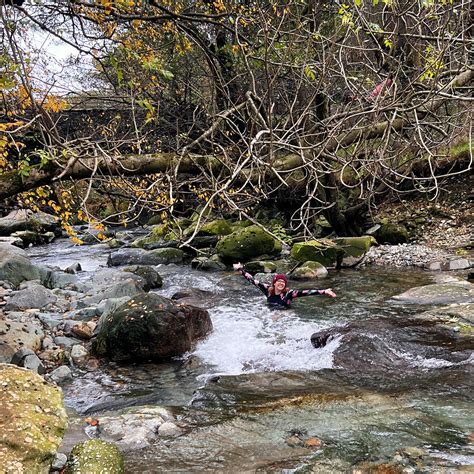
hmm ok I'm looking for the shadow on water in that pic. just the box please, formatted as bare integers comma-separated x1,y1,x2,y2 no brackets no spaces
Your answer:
28,243,472,472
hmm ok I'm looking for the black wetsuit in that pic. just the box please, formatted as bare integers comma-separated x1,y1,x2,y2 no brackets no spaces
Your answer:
239,269,326,308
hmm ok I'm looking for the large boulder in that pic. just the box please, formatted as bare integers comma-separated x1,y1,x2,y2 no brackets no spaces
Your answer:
291,239,342,266
334,236,377,257
107,247,184,266
0,364,67,473
216,225,281,262
91,293,212,362
376,222,409,244
0,209,59,236
65,440,124,474
291,237,376,267
0,243,42,286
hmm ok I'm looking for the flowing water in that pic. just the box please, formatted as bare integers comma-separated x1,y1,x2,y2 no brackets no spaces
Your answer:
27,241,474,472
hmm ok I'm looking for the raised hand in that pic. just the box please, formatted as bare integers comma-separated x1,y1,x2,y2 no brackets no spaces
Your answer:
233,262,243,271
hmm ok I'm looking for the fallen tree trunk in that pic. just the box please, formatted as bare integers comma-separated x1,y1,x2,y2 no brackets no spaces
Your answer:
0,69,472,214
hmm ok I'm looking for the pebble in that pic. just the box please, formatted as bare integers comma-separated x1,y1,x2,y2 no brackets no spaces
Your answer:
365,244,454,268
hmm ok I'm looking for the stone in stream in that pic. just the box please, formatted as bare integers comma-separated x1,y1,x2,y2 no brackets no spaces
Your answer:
107,247,184,266
0,242,42,286
310,315,473,388
48,365,73,385
0,364,67,473
91,293,212,362
122,265,163,291
0,209,59,236
392,281,473,305
65,439,124,474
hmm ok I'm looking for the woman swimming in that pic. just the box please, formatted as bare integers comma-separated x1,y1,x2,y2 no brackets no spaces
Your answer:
233,262,336,308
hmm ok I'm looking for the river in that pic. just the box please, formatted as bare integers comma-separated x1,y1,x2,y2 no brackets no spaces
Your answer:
27,240,473,472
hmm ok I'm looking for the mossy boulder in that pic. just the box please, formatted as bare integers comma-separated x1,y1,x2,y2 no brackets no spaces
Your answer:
290,239,343,267
132,223,169,248
0,364,67,473
65,440,124,474
216,225,281,262
91,293,212,362
334,236,377,257
185,219,233,238
377,223,409,244
292,261,328,280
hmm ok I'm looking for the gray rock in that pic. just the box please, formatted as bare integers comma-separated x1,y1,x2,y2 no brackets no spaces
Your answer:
0,341,15,363
0,319,44,353
107,247,184,267
0,209,59,236
158,421,183,437
392,282,473,305
4,282,57,311
11,230,55,246
65,307,98,321
65,262,82,274
191,256,226,271
81,280,144,306
122,265,163,290
48,365,73,385
424,257,471,272
96,296,132,317
11,347,35,365
23,354,46,374
51,452,67,471
0,236,24,247
54,336,82,349
0,242,42,286
41,270,83,291
70,344,88,365
292,261,328,280
36,312,62,329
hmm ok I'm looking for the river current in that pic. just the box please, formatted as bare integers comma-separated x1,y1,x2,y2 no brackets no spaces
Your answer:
27,239,473,472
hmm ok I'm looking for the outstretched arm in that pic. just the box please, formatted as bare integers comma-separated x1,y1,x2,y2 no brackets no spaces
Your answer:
288,288,337,300
233,262,269,296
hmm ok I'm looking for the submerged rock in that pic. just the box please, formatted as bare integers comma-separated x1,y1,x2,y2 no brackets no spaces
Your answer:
392,281,473,305
91,293,212,362
0,364,67,473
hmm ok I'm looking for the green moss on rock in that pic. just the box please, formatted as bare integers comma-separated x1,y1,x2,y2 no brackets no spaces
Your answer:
334,236,377,257
66,440,124,474
216,225,281,262
0,364,67,473
290,239,343,266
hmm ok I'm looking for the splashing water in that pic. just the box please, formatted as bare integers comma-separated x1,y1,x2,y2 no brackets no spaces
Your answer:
194,301,340,375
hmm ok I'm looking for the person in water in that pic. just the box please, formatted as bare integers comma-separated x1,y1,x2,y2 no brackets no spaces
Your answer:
233,262,336,308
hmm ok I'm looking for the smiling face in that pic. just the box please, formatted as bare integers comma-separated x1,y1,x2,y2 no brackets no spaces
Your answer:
274,279,286,293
